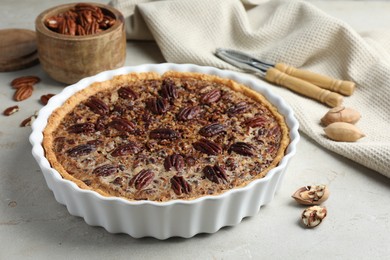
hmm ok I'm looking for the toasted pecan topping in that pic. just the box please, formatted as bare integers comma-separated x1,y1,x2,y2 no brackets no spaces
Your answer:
171,175,191,195
203,164,228,184
149,128,179,140
85,97,109,115
67,144,95,157
146,97,169,115
199,123,226,137
164,154,185,172
200,89,221,104
228,142,256,157
111,142,142,157
129,169,155,190
47,73,287,202
93,164,118,177
177,106,201,121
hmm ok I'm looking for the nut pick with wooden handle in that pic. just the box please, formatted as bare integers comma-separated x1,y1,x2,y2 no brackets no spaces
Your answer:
215,48,355,107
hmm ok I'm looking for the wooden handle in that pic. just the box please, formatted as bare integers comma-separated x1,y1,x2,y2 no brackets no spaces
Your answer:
265,67,343,107
275,63,355,96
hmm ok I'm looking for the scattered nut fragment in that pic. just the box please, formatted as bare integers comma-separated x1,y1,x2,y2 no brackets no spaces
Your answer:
292,185,329,205
20,114,37,127
301,206,327,228
324,122,365,142
40,94,55,105
321,106,361,126
3,105,19,116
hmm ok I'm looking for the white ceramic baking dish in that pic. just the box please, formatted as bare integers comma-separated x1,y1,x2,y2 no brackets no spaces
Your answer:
30,63,299,239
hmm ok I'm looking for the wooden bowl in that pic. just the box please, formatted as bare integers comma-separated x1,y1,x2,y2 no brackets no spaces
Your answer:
35,3,126,84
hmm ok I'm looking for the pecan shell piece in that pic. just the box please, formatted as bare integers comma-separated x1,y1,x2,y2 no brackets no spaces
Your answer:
193,138,223,156
149,128,179,140
111,142,142,157
200,89,222,104
85,97,109,115
198,123,226,137
292,185,330,206
129,169,155,190
146,97,169,115
176,106,201,121
301,206,327,228
92,164,118,177
228,142,256,156
170,175,191,195
164,154,185,171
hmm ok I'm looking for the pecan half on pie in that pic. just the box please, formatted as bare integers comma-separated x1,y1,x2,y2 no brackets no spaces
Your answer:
43,71,290,202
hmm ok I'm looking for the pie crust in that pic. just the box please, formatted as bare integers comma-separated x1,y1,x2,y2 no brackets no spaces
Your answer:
43,71,290,202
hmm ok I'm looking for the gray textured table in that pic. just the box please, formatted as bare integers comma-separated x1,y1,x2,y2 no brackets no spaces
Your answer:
1,1,389,259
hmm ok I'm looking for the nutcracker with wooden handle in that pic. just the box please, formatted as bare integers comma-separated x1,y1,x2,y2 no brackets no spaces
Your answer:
215,48,351,107
274,63,355,96
265,67,343,107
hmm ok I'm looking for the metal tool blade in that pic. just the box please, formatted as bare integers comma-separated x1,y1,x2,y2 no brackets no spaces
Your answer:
215,48,273,77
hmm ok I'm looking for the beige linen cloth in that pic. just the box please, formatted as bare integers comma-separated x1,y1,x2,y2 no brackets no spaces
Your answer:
109,0,390,178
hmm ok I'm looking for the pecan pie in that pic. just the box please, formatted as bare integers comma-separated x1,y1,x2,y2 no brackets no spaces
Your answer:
43,71,290,202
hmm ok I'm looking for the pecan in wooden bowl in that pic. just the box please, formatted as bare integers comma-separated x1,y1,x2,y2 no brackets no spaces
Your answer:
35,2,126,84
29,63,299,239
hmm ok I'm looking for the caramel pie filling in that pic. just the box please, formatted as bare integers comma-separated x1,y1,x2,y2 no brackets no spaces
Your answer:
43,71,289,201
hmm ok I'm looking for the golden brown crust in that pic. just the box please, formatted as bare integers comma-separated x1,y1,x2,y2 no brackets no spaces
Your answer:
43,71,289,201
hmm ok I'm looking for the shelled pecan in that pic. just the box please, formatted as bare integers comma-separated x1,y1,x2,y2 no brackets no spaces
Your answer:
40,94,55,105
14,85,33,101
45,3,116,36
